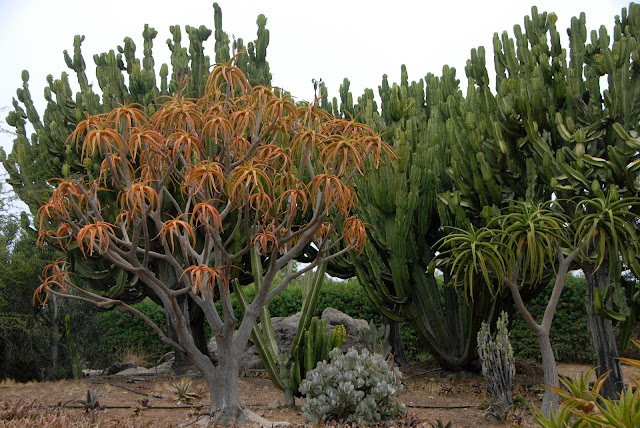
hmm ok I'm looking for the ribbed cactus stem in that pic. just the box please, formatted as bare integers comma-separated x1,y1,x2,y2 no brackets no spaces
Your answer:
213,2,230,63
477,311,514,412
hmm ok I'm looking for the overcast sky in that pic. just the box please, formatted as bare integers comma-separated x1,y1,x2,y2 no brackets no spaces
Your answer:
0,0,630,177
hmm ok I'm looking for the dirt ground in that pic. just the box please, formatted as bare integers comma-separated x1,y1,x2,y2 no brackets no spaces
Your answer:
1,360,638,427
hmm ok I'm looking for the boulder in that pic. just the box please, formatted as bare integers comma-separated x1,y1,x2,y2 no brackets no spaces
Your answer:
145,309,367,375
205,308,368,372
115,366,153,376
321,307,369,351
103,361,137,376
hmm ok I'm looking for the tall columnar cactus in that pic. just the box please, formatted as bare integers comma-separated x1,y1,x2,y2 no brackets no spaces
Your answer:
323,65,507,371
477,311,515,418
450,4,640,398
293,318,346,384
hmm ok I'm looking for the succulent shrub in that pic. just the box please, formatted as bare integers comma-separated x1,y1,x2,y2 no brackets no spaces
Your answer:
299,347,406,426
359,319,392,361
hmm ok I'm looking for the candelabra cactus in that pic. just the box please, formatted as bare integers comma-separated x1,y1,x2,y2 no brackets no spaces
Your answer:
456,4,640,399
322,64,504,371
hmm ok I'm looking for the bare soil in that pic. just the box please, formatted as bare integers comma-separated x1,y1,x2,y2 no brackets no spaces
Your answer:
1,360,638,427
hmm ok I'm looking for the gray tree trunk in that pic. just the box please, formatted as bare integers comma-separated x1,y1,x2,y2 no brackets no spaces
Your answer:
583,263,624,399
207,336,247,426
536,330,560,416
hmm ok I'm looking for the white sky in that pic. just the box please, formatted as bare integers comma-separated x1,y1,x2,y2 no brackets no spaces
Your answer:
0,0,630,179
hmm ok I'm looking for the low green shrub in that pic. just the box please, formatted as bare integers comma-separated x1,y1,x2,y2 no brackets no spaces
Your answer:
94,299,170,366
299,347,407,426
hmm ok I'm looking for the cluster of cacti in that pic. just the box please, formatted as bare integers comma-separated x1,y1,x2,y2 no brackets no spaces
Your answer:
323,65,505,372
359,319,391,360
290,318,346,391
319,5,640,391
236,250,347,406
299,347,406,426
451,4,640,398
477,311,514,420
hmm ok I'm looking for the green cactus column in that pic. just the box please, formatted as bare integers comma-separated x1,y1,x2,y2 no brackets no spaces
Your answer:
320,65,507,371
453,4,640,398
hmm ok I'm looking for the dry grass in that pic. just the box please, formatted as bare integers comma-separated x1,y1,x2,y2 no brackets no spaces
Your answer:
0,379,39,387
118,347,150,368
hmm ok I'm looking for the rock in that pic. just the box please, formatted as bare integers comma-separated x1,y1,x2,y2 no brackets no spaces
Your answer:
103,361,137,376
115,367,152,376
321,307,369,351
149,309,369,375
268,312,302,354
82,369,102,377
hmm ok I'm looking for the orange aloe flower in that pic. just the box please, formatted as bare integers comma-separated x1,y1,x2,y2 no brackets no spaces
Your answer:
34,260,70,306
205,57,250,96
183,161,226,196
76,220,115,257
158,216,195,253
343,217,368,255
121,182,160,215
226,160,273,202
252,231,279,256
308,174,356,215
190,202,223,232
181,264,228,296
151,94,203,134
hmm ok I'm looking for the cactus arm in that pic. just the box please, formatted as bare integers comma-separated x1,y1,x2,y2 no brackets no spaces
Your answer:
290,261,327,352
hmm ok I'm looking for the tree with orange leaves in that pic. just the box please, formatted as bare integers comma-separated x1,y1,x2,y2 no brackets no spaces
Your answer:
35,56,394,425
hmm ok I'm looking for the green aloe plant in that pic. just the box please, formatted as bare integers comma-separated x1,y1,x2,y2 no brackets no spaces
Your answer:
438,196,639,416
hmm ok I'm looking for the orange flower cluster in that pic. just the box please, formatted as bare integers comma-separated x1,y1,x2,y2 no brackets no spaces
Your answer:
36,57,395,301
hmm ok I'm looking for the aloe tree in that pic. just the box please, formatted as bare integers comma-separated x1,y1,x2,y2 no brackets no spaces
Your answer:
438,196,639,416
33,58,394,425
1,3,274,372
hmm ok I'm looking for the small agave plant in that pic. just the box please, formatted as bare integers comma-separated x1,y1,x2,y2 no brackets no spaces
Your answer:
172,379,199,401
533,339,640,427
80,389,103,411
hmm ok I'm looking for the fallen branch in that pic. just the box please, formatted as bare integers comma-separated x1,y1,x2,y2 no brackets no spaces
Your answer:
89,380,165,399
404,368,442,379
406,404,477,409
